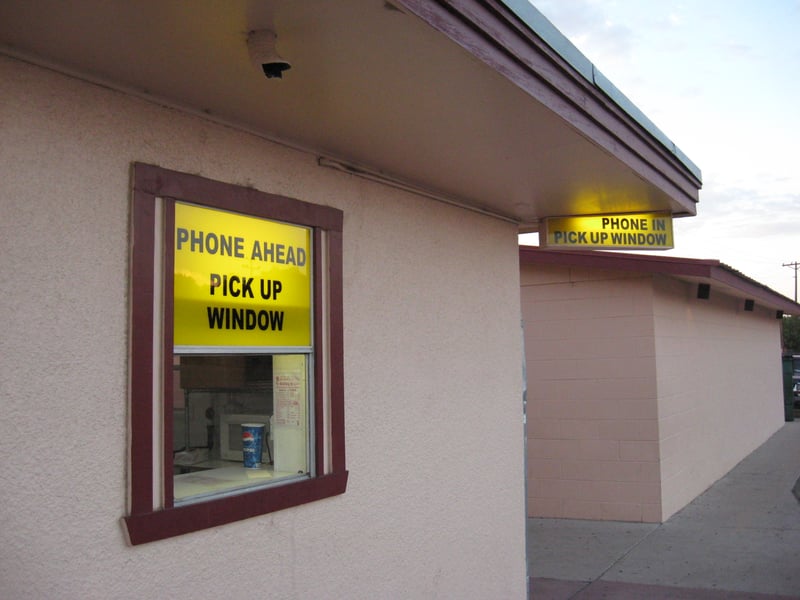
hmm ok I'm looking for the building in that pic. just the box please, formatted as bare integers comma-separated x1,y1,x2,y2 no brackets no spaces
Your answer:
521,247,800,523
1,2,701,597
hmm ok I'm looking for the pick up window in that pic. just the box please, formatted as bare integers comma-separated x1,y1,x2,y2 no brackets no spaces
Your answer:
123,164,347,545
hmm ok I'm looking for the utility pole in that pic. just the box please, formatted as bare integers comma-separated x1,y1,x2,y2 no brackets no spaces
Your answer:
784,261,800,302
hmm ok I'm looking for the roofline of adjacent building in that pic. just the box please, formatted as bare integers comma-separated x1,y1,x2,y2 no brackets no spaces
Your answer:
519,246,800,316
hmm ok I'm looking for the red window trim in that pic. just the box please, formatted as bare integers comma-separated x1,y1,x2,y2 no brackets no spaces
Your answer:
124,163,347,545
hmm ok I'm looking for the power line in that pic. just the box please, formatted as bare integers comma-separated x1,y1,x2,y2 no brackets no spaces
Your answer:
783,261,800,302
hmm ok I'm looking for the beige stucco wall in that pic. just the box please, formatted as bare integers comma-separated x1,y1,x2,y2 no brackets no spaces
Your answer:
521,264,661,522
0,56,527,599
521,261,786,524
652,275,785,519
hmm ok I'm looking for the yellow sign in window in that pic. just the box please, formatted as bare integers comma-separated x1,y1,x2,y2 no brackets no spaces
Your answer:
173,202,312,348
541,212,674,250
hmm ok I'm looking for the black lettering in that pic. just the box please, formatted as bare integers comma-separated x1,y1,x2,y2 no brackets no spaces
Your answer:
206,307,285,331
229,275,240,297
191,229,203,253
220,234,232,256
602,217,652,231
177,229,246,256
260,279,283,300
260,279,273,300
177,228,189,250
241,277,254,298
251,242,307,266
207,306,224,328
206,232,219,254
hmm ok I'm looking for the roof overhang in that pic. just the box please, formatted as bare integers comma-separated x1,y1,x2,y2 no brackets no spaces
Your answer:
0,0,701,228
520,246,800,316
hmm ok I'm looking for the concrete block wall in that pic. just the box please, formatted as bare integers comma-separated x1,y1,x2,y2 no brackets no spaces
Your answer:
522,261,787,524
521,264,662,522
652,275,785,519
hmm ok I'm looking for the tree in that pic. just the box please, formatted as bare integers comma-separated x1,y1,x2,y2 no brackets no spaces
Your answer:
783,315,800,354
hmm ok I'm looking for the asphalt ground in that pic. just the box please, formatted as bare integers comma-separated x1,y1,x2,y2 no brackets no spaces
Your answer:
527,422,800,599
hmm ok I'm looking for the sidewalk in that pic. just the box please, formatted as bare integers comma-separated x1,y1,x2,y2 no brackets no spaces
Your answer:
527,422,800,599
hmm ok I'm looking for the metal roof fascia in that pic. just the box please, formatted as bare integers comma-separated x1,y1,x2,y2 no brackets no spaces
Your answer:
710,264,800,315
498,0,594,82
501,0,702,183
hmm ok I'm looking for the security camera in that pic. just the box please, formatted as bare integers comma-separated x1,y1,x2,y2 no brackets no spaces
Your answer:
247,30,291,79
262,60,291,79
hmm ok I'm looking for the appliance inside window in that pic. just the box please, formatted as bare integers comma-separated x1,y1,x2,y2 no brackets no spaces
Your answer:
172,354,309,504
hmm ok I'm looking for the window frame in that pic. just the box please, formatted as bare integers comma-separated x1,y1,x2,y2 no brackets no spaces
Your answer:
123,163,347,545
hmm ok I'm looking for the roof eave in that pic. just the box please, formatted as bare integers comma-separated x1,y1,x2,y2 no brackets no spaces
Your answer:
396,0,702,219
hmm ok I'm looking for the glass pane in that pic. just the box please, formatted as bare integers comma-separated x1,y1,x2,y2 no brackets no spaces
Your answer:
172,354,310,504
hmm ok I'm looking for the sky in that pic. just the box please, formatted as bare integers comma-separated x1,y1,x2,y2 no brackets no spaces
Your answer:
518,0,800,301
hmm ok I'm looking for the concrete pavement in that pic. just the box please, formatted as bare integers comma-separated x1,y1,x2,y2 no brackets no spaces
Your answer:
527,422,800,599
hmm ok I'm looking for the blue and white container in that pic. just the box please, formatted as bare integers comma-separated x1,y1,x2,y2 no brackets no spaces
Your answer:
241,423,265,468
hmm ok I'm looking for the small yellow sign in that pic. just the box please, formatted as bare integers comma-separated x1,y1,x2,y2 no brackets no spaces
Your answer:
541,212,674,250
173,202,311,348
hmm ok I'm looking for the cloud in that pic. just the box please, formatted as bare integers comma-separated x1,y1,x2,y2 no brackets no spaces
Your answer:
533,0,637,64
529,0,800,298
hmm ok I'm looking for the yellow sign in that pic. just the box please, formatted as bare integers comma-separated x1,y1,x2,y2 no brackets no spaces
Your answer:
173,202,311,347
540,212,673,250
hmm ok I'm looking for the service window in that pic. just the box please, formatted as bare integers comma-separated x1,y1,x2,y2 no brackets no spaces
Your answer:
123,164,347,545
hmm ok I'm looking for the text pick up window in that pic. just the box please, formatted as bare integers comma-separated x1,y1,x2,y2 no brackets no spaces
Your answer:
123,164,347,545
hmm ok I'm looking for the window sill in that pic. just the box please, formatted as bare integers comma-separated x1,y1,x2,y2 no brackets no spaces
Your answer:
123,469,348,545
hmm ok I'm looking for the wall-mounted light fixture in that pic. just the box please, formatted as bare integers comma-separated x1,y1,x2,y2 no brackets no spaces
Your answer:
697,283,710,299
744,299,755,311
